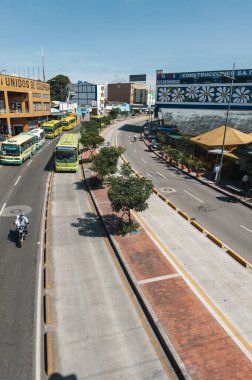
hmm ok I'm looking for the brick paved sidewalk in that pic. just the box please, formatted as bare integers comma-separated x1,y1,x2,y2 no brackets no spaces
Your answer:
82,155,252,379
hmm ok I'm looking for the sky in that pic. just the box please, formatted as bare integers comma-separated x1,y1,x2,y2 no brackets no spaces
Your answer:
1,0,252,87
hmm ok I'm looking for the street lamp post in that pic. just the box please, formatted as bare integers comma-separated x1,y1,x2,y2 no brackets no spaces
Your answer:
216,63,236,184
0,69,6,75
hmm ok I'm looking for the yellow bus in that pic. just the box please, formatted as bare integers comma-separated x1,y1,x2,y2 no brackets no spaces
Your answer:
61,116,76,131
0,133,36,165
42,120,62,138
54,133,79,172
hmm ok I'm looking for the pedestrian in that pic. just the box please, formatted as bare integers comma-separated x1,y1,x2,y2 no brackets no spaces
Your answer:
241,174,249,190
213,164,220,182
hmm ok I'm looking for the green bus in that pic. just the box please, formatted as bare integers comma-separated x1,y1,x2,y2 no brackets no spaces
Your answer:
42,120,62,138
0,133,36,165
54,133,79,172
61,116,77,131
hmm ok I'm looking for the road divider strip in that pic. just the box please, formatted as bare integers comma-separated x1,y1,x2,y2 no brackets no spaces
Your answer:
45,331,55,376
43,170,55,376
206,232,225,249
44,293,53,325
226,248,250,268
190,220,205,234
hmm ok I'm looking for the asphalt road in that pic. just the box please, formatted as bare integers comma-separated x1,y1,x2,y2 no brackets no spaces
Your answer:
0,129,79,380
111,122,252,262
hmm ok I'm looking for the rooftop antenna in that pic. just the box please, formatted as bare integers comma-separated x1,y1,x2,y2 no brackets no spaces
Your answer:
33,66,34,79
38,66,40,80
41,46,45,82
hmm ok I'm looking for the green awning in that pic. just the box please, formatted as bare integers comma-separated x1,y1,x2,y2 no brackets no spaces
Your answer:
233,147,252,156
168,135,191,140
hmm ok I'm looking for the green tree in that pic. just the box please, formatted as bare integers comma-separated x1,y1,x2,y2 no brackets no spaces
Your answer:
91,146,125,182
47,74,71,101
108,163,153,227
80,131,104,155
81,120,100,133
109,108,120,120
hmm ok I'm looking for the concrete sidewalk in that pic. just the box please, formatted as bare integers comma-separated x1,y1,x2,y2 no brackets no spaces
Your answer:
49,170,172,379
85,162,252,379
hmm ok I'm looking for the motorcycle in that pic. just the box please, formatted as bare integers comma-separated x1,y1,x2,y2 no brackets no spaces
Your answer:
16,225,27,247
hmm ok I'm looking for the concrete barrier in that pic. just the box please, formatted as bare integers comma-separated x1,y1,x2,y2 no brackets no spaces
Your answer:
45,293,53,325
167,201,177,211
206,233,224,249
45,331,55,376
178,210,190,221
45,265,51,289
191,220,205,234
226,248,251,268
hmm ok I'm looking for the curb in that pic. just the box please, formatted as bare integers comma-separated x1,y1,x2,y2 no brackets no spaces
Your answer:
43,170,55,376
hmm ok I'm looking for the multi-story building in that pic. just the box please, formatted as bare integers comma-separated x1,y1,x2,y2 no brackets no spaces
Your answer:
155,68,252,134
107,83,147,112
0,74,51,136
68,81,105,115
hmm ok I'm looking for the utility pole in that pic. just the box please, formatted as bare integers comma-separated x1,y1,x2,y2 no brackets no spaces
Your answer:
41,46,45,82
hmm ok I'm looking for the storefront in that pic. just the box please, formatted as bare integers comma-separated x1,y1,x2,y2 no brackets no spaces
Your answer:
0,74,51,137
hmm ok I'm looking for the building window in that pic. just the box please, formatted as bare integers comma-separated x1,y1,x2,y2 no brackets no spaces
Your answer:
43,102,50,110
33,102,42,111
43,94,50,98
33,93,42,98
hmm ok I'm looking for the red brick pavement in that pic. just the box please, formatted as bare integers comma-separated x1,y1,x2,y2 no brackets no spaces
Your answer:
84,158,252,379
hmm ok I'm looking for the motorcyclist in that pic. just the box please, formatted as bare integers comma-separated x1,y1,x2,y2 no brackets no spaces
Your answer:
15,213,29,237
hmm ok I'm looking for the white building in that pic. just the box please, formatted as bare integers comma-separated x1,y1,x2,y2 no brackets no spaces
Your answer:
68,81,105,114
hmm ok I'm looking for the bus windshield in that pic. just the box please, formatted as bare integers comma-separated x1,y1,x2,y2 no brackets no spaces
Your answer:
1,144,20,156
43,127,53,132
55,148,77,163
61,121,69,126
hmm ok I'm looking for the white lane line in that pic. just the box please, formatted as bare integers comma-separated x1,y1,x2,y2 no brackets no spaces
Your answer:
141,158,147,164
36,149,43,155
27,160,32,166
156,171,166,179
240,225,252,234
14,176,21,186
0,203,6,216
146,172,158,182
133,148,137,153
129,141,132,145
184,190,204,203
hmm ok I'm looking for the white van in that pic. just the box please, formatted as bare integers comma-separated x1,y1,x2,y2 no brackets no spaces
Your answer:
30,128,45,149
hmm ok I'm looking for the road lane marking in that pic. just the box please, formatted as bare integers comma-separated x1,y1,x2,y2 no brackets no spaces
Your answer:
184,190,204,203
146,172,158,182
138,273,180,285
133,148,137,153
240,225,252,233
27,160,32,166
141,158,147,164
156,171,166,179
36,149,43,155
14,176,21,186
0,203,6,216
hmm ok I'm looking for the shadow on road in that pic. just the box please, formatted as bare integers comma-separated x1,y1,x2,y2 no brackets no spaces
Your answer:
8,229,21,248
49,373,77,380
119,124,144,134
216,195,239,203
44,155,54,172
